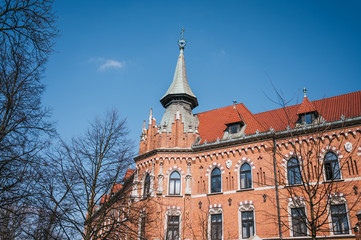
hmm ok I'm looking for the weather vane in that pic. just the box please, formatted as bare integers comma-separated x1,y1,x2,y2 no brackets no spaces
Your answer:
180,27,185,40
303,87,307,97
178,27,186,49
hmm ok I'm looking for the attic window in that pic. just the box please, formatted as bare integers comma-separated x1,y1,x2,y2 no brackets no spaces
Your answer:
227,123,242,134
297,112,317,124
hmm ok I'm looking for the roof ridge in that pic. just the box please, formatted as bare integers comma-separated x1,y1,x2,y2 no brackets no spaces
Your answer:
255,90,361,116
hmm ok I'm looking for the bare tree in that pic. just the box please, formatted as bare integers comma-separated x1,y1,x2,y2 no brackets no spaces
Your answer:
265,88,361,239
50,110,137,240
0,0,57,238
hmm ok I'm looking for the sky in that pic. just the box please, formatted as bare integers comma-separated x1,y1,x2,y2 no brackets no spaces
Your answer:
43,0,361,150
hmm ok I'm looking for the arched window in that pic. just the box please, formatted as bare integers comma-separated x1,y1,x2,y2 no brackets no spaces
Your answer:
324,152,341,180
143,173,151,197
169,171,181,195
288,158,302,185
240,163,252,189
211,168,222,193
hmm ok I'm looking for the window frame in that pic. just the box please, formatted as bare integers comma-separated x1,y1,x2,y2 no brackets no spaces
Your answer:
241,210,255,239
330,204,350,235
143,173,151,198
210,213,223,240
166,215,180,240
139,215,146,239
291,207,307,237
169,171,181,195
210,167,222,193
287,158,302,185
324,152,341,181
240,163,252,189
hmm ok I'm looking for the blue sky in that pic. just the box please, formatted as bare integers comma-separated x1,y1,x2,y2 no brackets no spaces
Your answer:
43,0,361,148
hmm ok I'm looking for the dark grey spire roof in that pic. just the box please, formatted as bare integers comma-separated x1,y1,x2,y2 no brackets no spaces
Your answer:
160,48,198,109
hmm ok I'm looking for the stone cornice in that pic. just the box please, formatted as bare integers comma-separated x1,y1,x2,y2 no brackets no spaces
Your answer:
134,116,361,162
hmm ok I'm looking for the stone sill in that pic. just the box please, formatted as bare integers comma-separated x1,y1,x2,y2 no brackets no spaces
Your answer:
207,192,223,196
236,188,255,192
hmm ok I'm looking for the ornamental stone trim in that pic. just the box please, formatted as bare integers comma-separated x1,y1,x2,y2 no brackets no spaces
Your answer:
287,196,305,203
205,162,225,176
319,146,343,159
209,204,222,209
234,157,255,171
165,166,185,177
328,192,344,198
167,206,181,210
239,200,254,206
281,152,302,168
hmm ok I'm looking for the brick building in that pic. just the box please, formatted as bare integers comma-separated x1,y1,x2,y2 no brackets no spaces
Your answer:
97,38,361,240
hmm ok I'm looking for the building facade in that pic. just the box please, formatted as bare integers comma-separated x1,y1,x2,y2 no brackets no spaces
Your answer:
97,38,361,240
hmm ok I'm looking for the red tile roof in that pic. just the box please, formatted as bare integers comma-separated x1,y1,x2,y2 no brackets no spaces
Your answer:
100,194,109,204
224,107,243,125
123,169,135,181
196,103,266,143
196,91,361,143
111,184,123,194
297,96,317,115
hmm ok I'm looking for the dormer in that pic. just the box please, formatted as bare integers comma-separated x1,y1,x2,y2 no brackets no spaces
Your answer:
222,105,245,139
296,88,320,126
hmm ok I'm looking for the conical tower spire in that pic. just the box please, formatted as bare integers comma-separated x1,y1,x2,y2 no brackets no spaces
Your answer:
160,29,198,109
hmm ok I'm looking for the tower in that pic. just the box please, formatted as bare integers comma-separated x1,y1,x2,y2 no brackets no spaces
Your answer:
139,32,199,154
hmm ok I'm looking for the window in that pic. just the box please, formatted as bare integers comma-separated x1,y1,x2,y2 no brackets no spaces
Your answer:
242,211,254,238
211,214,222,240
324,152,341,180
143,174,151,198
229,123,240,134
305,113,312,124
169,171,181,195
297,112,317,124
211,168,222,193
331,204,349,235
291,207,307,236
140,216,146,239
166,216,180,240
288,158,302,185
240,163,252,189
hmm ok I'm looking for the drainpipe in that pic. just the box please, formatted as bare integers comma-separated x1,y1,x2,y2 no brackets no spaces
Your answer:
272,137,283,239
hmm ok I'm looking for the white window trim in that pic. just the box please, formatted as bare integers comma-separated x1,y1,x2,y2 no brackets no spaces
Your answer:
167,170,182,196
164,208,182,240
321,150,343,182
238,203,256,239
283,155,303,186
137,210,146,240
327,196,351,236
238,162,253,190
208,207,224,240
209,167,223,194
287,198,309,237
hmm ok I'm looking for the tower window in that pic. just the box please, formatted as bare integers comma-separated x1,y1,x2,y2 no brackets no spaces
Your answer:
143,174,151,198
169,171,181,195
